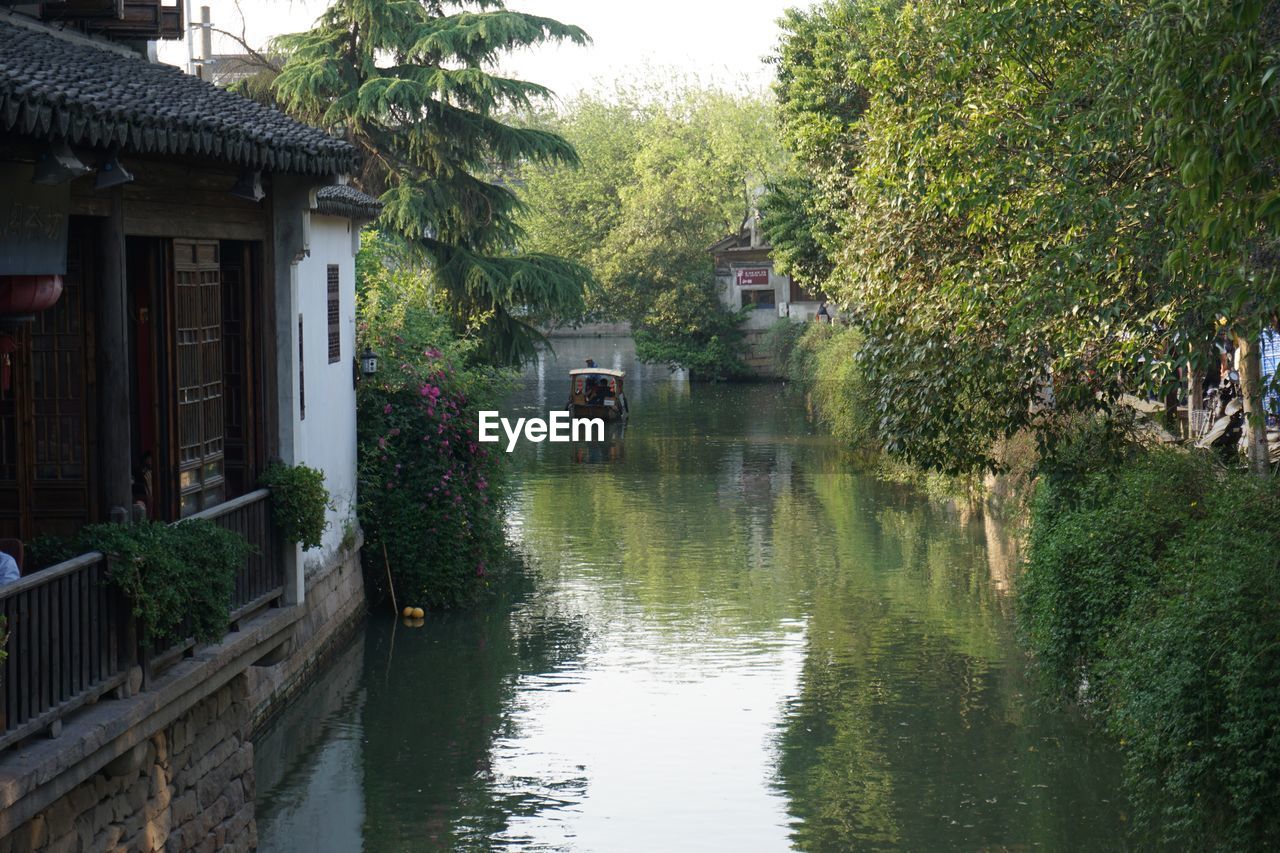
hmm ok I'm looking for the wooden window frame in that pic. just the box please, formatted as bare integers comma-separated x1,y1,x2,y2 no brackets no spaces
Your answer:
298,313,305,421
326,264,341,364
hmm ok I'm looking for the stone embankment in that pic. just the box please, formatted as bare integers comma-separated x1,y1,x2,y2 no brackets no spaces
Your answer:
1,677,256,853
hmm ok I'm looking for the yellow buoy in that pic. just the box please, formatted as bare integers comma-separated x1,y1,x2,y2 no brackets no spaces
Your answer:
401,606,414,618
411,607,425,619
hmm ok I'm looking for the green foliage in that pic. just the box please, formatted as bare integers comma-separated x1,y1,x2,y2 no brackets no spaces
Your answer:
632,282,749,380
1020,447,1208,695
271,0,594,364
777,322,876,448
357,238,514,608
516,81,783,374
765,0,1280,475
1020,445,1280,847
53,521,249,646
1104,477,1280,849
259,463,331,551
763,317,807,372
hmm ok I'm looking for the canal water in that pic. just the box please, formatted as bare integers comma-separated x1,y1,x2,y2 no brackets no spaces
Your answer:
254,337,1126,851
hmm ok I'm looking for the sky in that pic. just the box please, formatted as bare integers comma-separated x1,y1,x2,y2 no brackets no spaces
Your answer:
155,0,799,101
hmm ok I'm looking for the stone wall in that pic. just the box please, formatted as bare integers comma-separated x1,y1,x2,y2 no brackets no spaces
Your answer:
1,677,256,853
244,539,366,728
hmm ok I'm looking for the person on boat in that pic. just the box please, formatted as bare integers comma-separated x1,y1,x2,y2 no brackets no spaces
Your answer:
585,358,596,368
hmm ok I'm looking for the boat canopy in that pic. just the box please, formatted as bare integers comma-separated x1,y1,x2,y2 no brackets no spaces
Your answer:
569,368,625,378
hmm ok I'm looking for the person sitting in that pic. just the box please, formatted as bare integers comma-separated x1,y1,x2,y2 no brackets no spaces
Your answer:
0,549,20,586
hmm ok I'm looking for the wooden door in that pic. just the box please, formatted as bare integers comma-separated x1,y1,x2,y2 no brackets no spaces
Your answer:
172,239,225,517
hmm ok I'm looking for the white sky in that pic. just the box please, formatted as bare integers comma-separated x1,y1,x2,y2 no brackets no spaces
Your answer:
155,0,797,100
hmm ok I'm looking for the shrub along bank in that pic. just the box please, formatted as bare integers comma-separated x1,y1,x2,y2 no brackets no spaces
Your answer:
769,320,980,500
1020,430,1280,850
356,239,516,610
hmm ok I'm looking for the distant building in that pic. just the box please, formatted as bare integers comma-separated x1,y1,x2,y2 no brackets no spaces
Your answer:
710,222,827,376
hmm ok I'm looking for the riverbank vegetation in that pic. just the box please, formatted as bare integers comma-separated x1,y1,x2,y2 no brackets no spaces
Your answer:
1022,429,1280,849
765,0,1280,475
516,82,784,378
355,237,516,609
766,1,1280,843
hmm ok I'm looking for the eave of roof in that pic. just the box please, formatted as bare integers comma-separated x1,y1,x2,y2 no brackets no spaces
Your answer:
315,185,384,220
0,11,357,177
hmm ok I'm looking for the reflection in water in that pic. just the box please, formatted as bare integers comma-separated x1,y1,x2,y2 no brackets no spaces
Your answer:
256,337,1125,851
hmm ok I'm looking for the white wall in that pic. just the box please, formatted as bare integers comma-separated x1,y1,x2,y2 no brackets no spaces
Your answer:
295,215,359,568
716,263,804,330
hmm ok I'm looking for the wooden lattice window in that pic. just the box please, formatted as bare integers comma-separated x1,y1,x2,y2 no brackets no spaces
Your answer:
174,239,225,517
327,264,341,363
298,313,305,421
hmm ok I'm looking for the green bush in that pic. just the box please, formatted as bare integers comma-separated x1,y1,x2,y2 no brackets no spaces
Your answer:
781,322,877,448
764,317,806,372
259,462,331,551
357,246,514,609
1104,475,1280,849
1020,448,1212,696
1019,444,1280,848
54,520,249,646
633,281,748,380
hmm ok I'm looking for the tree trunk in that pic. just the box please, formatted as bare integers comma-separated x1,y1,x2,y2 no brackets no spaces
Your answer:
1188,361,1203,440
1235,333,1271,476
1188,361,1203,412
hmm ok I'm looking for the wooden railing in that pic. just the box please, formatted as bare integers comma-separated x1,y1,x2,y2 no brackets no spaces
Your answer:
0,489,286,750
0,553,131,751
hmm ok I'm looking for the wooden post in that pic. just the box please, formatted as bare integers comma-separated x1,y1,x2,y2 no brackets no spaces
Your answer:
1235,332,1271,476
98,186,133,518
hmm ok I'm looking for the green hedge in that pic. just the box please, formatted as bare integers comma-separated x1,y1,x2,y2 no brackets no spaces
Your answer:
1019,442,1280,849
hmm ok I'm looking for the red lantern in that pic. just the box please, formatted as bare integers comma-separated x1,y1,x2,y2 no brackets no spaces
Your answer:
0,275,64,317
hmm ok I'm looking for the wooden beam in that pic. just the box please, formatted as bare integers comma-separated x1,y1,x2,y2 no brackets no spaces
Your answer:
97,187,132,519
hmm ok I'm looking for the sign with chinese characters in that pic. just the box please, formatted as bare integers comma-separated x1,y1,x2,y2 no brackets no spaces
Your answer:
735,267,770,286
0,164,69,275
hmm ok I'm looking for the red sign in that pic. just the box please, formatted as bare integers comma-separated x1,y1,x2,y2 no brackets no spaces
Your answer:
735,267,770,286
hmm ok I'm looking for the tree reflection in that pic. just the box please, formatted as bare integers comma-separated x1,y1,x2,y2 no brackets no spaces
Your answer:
358,569,591,850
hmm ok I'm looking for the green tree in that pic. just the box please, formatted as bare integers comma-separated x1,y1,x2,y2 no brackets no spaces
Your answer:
516,82,784,377
1136,0,1280,473
769,0,1280,475
271,0,593,364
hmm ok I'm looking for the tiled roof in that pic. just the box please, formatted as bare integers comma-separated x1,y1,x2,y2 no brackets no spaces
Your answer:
315,185,383,220
0,12,357,176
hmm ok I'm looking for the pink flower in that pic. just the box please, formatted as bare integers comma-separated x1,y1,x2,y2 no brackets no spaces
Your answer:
383,403,393,414
475,561,487,577
378,437,387,450
389,428,401,437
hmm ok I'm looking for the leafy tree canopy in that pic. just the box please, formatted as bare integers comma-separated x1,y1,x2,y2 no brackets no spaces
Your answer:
766,0,1280,474
271,0,595,364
